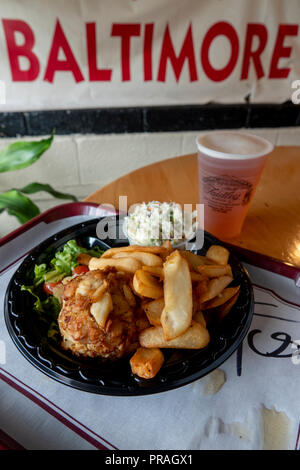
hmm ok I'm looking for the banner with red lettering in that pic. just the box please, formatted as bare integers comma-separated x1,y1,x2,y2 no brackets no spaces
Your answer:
0,0,299,111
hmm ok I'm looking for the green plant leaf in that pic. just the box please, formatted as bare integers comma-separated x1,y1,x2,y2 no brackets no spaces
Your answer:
0,190,40,224
0,130,55,173
20,182,78,202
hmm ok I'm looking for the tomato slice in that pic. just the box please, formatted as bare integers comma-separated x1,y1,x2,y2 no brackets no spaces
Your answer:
43,281,60,295
72,265,89,276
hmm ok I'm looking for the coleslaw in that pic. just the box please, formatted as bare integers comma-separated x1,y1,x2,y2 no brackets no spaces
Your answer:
124,201,197,247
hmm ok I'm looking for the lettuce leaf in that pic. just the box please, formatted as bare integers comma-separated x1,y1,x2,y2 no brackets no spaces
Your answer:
33,240,104,286
22,240,104,339
21,285,61,319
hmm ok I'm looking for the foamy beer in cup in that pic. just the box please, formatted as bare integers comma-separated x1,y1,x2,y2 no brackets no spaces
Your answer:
196,131,274,238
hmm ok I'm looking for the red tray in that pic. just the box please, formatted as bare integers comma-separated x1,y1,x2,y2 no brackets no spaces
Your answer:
0,202,101,247
0,429,24,451
0,202,117,276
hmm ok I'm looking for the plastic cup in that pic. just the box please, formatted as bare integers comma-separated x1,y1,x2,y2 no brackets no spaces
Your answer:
196,131,274,239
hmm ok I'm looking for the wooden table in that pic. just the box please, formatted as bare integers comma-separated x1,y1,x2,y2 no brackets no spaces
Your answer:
85,146,300,278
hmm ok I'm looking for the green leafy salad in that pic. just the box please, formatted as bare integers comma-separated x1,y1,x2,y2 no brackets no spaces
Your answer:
21,240,104,339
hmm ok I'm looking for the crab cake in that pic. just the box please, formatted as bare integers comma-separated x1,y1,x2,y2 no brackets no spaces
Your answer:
58,269,139,360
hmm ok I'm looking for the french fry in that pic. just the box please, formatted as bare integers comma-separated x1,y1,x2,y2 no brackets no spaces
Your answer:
202,286,240,309
90,292,113,328
215,290,240,320
161,251,193,340
144,297,164,326
180,250,208,270
205,245,229,266
66,239,239,380
139,322,210,349
161,240,173,251
130,347,164,379
190,272,208,282
89,256,142,274
195,278,209,297
159,240,174,261
133,269,164,299
112,251,163,267
101,245,168,258
192,278,209,317
197,264,232,278
198,275,233,304
77,253,92,266
142,265,205,282
142,265,164,279
193,310,207,328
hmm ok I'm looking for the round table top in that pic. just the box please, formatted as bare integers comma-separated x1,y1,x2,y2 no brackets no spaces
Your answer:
85,146,300,273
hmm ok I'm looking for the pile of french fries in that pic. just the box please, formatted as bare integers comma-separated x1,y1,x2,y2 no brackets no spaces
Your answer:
88,242,240,380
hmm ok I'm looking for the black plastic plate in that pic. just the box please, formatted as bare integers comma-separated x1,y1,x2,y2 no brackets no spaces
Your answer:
4,217,254,396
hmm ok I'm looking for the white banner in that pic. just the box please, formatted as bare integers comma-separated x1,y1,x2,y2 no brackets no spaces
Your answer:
0,0,300,111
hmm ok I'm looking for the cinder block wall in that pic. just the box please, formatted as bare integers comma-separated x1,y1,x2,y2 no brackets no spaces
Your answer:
0,127,295,237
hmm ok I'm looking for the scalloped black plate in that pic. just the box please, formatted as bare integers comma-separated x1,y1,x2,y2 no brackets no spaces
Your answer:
4,217,254,396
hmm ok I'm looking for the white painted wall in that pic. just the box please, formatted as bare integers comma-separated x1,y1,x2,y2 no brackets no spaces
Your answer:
0,127,297,237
